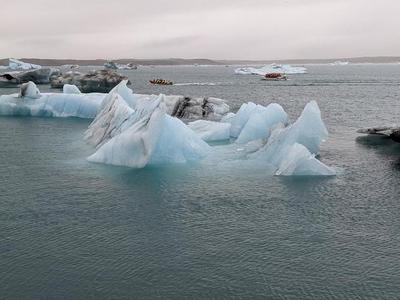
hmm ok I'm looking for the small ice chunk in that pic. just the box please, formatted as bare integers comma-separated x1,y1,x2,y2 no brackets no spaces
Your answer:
275,143,335,176
63,84,81,94
19,81,41,99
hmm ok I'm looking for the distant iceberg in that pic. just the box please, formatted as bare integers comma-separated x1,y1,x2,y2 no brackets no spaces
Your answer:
104,61,137,70
8,58,41,70
235,64,307,75
330,61,349,66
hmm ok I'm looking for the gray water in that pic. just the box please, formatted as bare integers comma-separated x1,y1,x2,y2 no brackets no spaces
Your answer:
1,64,400,299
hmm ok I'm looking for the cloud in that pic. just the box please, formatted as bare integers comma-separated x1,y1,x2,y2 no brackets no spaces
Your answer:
0,0,399,59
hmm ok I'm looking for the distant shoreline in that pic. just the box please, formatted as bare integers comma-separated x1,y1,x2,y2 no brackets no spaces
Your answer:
1,56,399,66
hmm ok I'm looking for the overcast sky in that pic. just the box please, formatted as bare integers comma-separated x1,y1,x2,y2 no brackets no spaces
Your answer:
1,0,399,60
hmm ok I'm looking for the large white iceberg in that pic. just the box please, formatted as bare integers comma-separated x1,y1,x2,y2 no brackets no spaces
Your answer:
9,58,41,70
235,64,307,75
87,94,210,168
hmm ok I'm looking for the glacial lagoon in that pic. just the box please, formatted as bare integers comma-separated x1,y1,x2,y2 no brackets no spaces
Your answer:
1,64,400,299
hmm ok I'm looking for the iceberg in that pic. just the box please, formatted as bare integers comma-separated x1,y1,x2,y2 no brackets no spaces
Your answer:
170,96,230,120
85,93,136,148
228,102,287,142
249,101,334,176
19,82,41,99
0,80,335,175
357,125,400,143
0,82,103,118
275,143,336,176
229,102,259,138
104,61,138,70
330,61,349,66
9,58,41,70
1,68,61,85
0,80,230,121
235,103,288,144
188,120,231,142
87,94,210,168
51,69,130,93
63,84,82,94
235,64,307,75
85,81,149,148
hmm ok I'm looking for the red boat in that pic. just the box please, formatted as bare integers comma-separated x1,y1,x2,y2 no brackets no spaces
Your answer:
262,73,287,81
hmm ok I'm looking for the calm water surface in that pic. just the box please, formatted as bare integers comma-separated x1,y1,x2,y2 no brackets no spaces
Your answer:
1,64,400,299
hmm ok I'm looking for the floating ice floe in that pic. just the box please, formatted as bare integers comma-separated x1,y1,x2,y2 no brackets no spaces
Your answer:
235,64,307,75
9,58,41,70
357,125,400,143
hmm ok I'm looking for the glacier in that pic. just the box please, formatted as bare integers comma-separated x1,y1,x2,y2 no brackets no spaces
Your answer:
235,64,307,75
